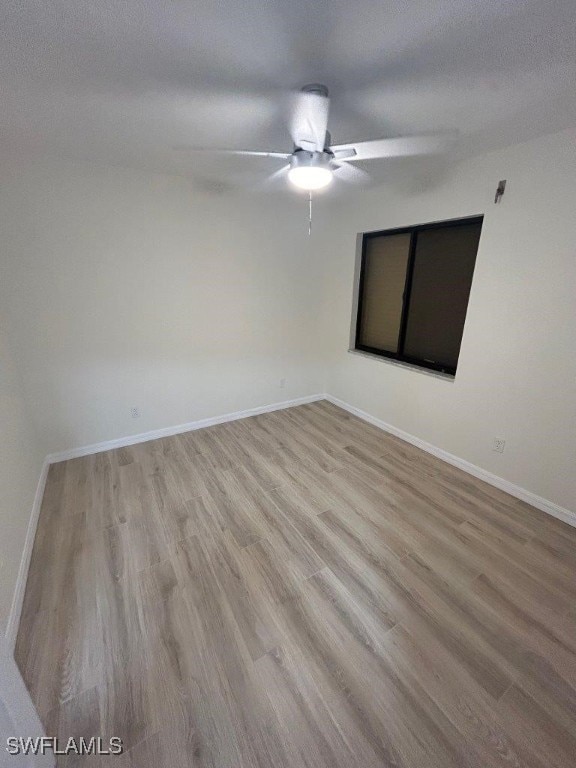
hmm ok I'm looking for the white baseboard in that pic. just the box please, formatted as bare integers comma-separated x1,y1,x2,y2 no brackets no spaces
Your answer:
325,394,576,529
46,394,325,464
5,458,50,652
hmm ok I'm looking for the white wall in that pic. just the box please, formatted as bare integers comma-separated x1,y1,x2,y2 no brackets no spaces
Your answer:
0,318,44,636
0,159,325,454
321,128,576,513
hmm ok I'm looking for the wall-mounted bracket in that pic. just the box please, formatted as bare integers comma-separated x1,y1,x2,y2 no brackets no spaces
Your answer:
494,179,507,204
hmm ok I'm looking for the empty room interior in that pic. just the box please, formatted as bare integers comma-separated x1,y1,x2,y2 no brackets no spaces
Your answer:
1,1,576,766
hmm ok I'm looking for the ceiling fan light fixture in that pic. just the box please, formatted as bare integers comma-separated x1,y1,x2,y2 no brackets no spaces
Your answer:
288,150,333,191
288,165,333,190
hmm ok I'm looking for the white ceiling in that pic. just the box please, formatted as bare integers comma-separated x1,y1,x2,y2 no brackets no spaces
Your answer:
1,0,575,189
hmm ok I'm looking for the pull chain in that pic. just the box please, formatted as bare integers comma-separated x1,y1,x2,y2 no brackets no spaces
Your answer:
308,191,312,236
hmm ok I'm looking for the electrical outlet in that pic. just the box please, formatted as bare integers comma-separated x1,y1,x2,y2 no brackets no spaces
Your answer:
131,407,140,419
492,438,506,453
279,378,286,389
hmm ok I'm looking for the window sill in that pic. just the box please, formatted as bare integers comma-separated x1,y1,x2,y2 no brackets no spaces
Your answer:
347,348,456,382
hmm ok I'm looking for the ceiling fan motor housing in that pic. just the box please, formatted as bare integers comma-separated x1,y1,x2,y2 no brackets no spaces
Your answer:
290,148,333,170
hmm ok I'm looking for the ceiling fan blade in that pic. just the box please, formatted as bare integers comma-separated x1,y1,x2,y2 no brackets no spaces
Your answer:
261,165,290,188
333,163,370,184
332,148,357,160
289,89,330,153
173,147,291,159
331,135,450,162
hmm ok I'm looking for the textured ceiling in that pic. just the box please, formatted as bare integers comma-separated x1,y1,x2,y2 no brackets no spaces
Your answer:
1,0,575,190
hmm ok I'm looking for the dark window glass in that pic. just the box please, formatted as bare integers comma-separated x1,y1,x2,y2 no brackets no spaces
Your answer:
358,232,411,353
355,217,482,375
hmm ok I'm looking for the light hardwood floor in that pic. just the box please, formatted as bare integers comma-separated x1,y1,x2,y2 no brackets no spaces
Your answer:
15,401,576,767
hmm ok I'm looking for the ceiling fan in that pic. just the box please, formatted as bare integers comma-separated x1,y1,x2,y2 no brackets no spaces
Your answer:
176,84,449,192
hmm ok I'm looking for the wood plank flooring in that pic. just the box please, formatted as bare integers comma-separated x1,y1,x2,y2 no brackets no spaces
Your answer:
15,401,576,767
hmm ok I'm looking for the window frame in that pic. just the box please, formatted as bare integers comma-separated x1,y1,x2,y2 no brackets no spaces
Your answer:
354,215,483,376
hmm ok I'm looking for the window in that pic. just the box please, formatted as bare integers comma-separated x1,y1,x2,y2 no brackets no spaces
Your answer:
355,216,483,376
